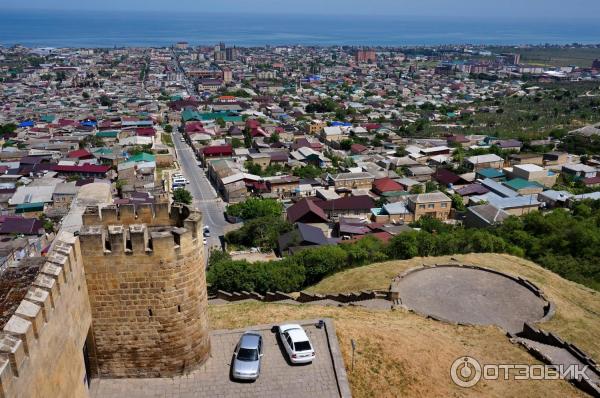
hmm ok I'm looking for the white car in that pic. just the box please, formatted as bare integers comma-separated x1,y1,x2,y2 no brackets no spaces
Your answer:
277,324,315,364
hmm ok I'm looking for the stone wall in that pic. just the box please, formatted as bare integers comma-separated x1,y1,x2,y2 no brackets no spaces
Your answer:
212,289,389,304
79,203,210,378
0,235,93,398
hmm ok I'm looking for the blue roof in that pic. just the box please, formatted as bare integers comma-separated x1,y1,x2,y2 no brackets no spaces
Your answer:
18,121,34,127
331,121,352,127
480,178,518,198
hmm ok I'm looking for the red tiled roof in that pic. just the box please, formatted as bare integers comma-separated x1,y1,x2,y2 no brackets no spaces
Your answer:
583,176,600,185
363,123,381,131
316,195,375,211
0,216,44,235
286,198,328,224
350,231,393,243
202,144,233,156
372,178,404,193
246,119,261,129
185,121,205,133
135,127,156,137
350,144,368,154
51,164,111,174
67,149,93,159
432,168,463,185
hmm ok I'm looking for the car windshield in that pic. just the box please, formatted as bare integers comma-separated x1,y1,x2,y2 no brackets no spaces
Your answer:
294,341,311,352
237,348,259,361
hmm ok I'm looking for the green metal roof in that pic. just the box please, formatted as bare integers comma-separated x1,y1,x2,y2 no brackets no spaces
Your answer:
182,109,203,122
16,202,44,212
199,112,242,122
93,147,113,155
96,131,118,138
129,153,156,163
503,178,543,190
476,168,504,179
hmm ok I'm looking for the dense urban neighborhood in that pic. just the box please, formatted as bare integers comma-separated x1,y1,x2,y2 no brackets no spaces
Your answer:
1,41,600,397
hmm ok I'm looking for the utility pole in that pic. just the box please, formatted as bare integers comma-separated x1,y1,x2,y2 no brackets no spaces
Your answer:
351,339,356,372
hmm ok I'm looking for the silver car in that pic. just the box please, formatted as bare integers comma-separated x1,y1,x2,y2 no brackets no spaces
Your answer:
231,331,263,381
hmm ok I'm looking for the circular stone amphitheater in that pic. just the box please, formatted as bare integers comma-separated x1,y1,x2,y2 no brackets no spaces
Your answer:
391,265,553,333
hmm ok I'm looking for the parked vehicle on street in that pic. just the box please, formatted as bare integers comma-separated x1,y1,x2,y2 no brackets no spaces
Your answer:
231,331,263,381
277,324,315,364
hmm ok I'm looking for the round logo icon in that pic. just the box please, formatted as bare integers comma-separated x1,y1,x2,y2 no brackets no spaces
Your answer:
451,356,482,388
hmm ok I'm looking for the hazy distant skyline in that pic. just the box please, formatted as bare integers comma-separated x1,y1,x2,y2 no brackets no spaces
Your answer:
2,0,600,19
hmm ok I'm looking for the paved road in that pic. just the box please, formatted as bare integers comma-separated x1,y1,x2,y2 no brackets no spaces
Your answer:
172,131,229,251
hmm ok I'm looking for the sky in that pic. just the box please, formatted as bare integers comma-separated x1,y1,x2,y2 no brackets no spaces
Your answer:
2,0,600,19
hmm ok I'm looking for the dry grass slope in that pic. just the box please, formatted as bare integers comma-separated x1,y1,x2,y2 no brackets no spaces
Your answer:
209,302,586,398
307,253,600,360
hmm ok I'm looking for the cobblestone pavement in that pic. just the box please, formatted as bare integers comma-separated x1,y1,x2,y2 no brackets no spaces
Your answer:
90,322,342,398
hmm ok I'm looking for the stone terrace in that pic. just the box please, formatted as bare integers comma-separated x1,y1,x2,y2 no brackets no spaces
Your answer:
90,319,351,398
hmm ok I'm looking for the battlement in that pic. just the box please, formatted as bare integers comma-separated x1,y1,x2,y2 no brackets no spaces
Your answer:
79,202,203,261
82,200,192,228
0,236,85,397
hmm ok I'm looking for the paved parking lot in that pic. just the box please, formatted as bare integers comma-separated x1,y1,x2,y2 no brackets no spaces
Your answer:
90,320,346,398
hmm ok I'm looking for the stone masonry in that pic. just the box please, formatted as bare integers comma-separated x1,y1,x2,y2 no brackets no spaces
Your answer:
0,234,93,398
79,200,210,378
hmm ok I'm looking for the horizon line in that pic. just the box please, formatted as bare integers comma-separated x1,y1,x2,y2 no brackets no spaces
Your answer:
1,7,600,20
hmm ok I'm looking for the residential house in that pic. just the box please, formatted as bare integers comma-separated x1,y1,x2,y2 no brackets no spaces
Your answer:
510,164,558,187
464,204,510,228
286,198,329,224
317,195,375,220
328,172,374,190
562,163,597,179
466,154,504,171
264,175,300,199
372,201,414,224
278,223,336,256
406,166,434,182
407,192,452,221
543,152,569,166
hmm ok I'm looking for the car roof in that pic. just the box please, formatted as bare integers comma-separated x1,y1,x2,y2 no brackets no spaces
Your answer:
239,332,261,349
280,324,309,342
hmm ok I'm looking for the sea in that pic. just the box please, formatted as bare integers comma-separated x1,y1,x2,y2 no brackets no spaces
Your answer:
0,10,599,48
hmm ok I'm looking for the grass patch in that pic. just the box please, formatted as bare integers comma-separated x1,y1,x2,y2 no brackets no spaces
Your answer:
162,132,174,147
306,253,600,360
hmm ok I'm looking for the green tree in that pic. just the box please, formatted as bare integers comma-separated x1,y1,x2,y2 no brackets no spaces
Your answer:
409,184,424,194
268,132,280,144
173,188,192,205
227,198,283,220
425,181,438,193
386,232,419,259
451,194,466,212
293,165,323,179
164,124,173,133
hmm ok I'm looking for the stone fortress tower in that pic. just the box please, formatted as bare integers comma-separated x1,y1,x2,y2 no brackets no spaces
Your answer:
78,197,210,378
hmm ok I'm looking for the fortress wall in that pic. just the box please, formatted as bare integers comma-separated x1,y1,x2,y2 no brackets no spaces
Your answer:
0,236,93,398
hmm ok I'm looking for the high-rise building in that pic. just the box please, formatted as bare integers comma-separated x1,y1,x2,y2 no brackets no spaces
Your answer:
225,47,239,61
355,49,377,63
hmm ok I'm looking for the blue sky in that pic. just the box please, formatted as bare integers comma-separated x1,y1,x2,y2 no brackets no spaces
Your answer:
2,0,599,18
